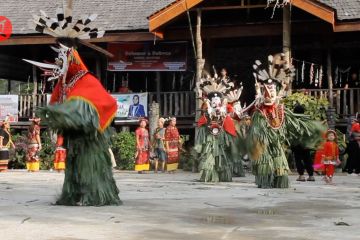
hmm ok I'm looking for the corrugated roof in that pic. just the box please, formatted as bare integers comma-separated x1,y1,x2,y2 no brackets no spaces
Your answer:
0,0,174,34
317,0,360,20
1,0,360,35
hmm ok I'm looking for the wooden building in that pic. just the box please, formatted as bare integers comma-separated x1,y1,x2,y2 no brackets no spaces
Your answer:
0,0,196,129
148,0,360,126
1,0,360,130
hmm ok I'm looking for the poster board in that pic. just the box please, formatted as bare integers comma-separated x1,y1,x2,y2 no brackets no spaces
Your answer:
112,93,148,120
0,95,18,122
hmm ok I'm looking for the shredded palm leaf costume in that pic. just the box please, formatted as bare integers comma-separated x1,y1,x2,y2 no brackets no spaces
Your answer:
24,1,121,205
195,73,243,182
248,54,324,188
232,117,249,177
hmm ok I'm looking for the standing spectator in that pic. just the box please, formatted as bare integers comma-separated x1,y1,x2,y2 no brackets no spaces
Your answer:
153,118,166,173
165,117,181,173
26,118,42,172
135,118,150,173
291,103,315,182
0,119,15,172
345,123,360,175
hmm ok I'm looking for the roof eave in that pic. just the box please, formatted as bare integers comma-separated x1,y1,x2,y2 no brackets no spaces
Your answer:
149,0,204,33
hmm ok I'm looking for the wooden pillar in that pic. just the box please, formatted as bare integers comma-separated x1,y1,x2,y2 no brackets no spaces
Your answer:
155,72,161,104
32,65,37,117
149,101,160,143
327,49,334,107
96,58,102,80
195,9,205,123
195,9,205,82
283,4,292,89
326,49,336,129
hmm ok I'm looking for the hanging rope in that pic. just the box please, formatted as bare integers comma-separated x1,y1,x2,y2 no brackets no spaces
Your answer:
185,1,197,59
266,0,291,18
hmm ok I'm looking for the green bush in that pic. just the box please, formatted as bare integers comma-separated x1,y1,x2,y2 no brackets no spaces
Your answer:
179,146,198,172
39,131,56,170
8,130,56,170
9,133,27,169
111,131,136,170
283,92,329,121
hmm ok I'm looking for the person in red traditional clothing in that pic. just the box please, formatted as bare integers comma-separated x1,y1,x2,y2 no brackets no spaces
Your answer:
53,134,66,172
135,119,150,173
165,117,181,173
321,130,341,184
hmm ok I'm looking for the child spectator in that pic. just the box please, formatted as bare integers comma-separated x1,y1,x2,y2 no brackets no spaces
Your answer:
322,130,341,184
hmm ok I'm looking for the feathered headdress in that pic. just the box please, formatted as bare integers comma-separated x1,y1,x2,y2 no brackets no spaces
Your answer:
196,69,243,103
29,0,110,55
23,0,112,77
252,53,295,101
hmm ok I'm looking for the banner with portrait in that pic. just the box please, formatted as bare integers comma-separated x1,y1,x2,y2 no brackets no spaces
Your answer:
112,93,148,119
0,95,18,122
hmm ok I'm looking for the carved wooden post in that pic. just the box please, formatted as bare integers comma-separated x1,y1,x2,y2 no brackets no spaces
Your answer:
283,4,292,90
327,50,334,108
326,49,336,129
149,101,160,142
191,9,205,172
32,66,37,117
195,9,205,131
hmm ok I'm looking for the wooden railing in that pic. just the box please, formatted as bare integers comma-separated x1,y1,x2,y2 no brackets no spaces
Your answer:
305,88,360,116
17,92,196,119
19,94,48,118
148,91,196,118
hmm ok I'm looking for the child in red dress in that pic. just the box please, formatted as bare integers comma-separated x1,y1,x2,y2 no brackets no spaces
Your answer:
322,130,341,184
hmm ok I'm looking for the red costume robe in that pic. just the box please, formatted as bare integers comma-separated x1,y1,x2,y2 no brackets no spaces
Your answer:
322,141,339,177
165,126,180,171
135,127,150,171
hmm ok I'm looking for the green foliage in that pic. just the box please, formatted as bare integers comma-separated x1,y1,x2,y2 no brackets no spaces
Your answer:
179,147,198,171
8,130,56,170
283,92,329,121
111,131,136,170
39,131,56,170
8,133,27,169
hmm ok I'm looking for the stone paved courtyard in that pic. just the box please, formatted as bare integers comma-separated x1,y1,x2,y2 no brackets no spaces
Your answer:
0,170,359,240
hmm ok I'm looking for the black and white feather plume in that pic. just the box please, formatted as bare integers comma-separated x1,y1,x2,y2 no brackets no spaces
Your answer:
29,0,105,40
252,53,295,85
